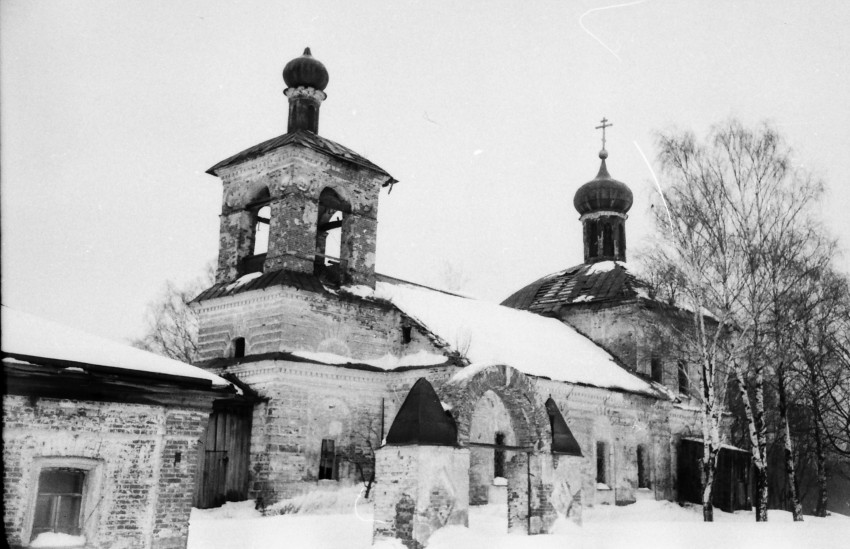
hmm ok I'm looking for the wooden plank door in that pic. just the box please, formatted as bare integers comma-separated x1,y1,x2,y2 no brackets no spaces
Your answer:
194,404,253,508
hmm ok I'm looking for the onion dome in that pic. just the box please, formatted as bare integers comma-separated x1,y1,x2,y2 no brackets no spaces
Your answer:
283,47,329,91
573,149,633,215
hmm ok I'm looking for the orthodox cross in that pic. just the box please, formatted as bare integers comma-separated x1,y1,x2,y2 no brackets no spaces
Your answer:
595,117,612,150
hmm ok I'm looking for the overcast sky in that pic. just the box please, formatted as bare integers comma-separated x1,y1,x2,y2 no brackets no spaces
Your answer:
3,0,849,345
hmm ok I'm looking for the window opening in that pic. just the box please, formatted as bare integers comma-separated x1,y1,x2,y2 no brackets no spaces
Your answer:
494,433,506,479
318,439,336,480
602,223,614,256
315,188,350,277
587,222,599,259
650,356,663,383
637,444,650,488
232,337,246,358
596,441,608,485
32,468,85,539
678,361,689,395
401,325,412,345
253,205,270,255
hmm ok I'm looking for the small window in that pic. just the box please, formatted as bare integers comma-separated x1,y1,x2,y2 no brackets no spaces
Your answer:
596,441,608,485
678,361,690,395
650,356,663,383
401,325,412,345
232,337,246,358
318,439,336,480
32,468,85,539
494,433,506,479
602,224,614,257
587,222,599,259
637,444,650,489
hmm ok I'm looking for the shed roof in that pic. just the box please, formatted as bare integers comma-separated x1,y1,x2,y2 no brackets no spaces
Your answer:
1,305,231,388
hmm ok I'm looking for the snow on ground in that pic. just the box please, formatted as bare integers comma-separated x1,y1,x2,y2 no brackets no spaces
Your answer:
372,281,656,396
188,496,850,549
0,305,231,386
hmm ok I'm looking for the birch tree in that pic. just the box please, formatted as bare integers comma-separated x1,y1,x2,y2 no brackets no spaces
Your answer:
653,119,825,521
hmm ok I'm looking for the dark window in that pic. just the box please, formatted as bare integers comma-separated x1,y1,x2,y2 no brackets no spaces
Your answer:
618,223,626,258
401,325,412,345
596,441,607,484
678,361,690,395
32,468,85,539
319,439,336,480
602,223,614,256
587,222,599,258
494,433,506,478
232,337,246,358
637,445,650,488
650,356,663,383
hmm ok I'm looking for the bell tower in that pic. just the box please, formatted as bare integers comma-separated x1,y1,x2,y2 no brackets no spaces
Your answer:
205,48,396,289
572,119,633,263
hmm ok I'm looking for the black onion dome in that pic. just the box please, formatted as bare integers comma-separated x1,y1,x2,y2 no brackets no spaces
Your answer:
283,47,329,91
573,151,633,215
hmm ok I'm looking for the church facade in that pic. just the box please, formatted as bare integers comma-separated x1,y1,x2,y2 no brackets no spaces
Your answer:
191,49,743,547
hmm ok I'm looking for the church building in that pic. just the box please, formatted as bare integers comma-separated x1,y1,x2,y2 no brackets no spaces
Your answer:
191,49,747,548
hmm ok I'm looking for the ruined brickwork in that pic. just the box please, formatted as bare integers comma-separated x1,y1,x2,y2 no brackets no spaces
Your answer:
214,146,386,287
195,287,439,362
373,446,470,549
214,360,457,504
2,395,208,549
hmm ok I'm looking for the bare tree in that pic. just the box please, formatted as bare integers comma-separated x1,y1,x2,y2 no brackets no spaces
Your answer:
133,263,215,363
653,119,825,521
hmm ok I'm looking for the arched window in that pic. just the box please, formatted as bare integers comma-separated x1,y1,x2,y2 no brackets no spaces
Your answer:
637,444,651,488
596,441,609,485
494,432,506,479
587,222,599,259
602,223,614,257
315,188,351,278
678,361,690,396
253,205,270,255
650,355,663,383
232,337,246,359
242,186,270,275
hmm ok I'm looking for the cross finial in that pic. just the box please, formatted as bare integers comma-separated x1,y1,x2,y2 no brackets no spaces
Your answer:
595,117,612,151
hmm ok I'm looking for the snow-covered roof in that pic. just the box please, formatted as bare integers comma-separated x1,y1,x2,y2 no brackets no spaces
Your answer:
1,305,231,387
367,282,660,397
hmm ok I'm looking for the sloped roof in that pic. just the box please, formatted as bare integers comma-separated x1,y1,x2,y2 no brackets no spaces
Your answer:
206,129,396,184
191,266,661,398
501,260,649,314
373,280,661,397
386,378,458,446
1,306,231,388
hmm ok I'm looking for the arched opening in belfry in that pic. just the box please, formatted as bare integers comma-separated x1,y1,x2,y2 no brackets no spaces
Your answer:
242,186,270,275
468,390,517,506
315,187,351,280
253,205,270,255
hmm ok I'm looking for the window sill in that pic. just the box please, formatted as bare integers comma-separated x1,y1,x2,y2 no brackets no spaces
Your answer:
595,483,611,491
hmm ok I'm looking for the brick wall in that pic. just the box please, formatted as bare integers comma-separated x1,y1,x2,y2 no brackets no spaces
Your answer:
213,146,386,286
2,396,208,549
195,287,439,362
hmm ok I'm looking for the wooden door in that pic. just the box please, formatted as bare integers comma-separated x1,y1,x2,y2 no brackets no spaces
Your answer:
194,403,253,508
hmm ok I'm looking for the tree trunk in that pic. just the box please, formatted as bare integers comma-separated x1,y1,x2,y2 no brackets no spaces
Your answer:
754,372,769,522
777,369,804,520
702,444,718,521
810,371,829,517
